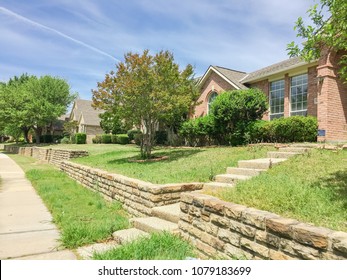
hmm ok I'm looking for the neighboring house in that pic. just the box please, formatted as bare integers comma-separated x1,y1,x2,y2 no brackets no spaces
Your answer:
195,49,347,142
69,99,105,143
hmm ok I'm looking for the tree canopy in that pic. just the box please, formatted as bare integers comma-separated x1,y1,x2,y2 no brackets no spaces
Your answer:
92,50,199,158
287,0,347,82
0,74,76,143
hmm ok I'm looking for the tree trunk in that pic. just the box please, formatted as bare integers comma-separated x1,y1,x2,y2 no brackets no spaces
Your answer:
22,126,31,143
34,127,43,144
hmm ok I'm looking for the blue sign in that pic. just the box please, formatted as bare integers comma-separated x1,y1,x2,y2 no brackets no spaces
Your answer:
318,130,326,137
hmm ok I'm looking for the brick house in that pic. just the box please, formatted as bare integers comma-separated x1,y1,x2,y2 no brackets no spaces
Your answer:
194,50,347,142
69,99,105,143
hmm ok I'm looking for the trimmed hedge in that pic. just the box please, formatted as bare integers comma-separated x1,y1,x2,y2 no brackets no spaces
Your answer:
75,133,87,144
245,116,318,143
116,134,130,145
101,134,112,144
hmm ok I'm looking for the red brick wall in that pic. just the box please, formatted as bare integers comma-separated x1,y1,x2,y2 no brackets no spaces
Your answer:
307,66,318,117
249,80,269,120
193,72,238,118
317,49,347,141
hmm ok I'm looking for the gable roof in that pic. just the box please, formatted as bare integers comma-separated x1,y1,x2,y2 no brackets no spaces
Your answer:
241,57,316,83
198,65,248,90
70,99,104,126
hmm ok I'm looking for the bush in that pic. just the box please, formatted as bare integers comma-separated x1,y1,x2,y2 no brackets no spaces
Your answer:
245,116,318,143
101,134,112,144
92,135,102,144
210,89,268,145
60,136,71,144
111,134,118,144
116,134,129,145
127,129,142,141
75,133,86,144
179,115,215,146
154,131,168,145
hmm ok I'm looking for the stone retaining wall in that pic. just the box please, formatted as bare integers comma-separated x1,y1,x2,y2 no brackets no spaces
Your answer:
179,192,347,260
4,146,88,166
60,161,203,217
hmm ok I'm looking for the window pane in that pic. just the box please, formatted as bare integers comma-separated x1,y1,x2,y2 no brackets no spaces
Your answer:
290,74,308,116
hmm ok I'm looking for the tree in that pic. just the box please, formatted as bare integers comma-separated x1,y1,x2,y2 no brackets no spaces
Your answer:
287,0,347,82
210,89,268,145
99,111,128,134
0,75,76,144
24,76,76,143
92,50,199,158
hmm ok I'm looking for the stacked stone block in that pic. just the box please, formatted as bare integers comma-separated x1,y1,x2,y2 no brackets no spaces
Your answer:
179,192,347,260
60,161,203,218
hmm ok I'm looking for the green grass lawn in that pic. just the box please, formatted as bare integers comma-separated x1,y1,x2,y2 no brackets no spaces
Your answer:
93,232,196,260
8,154,129,249
55,144,274,184
211,149,347,232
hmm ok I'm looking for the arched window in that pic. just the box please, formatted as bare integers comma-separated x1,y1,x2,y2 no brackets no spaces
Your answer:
207,91,218,114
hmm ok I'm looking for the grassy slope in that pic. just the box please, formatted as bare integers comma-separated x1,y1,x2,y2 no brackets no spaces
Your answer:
211,149,347,232
8,154,129,249
68,144,274,184
93,232,196,260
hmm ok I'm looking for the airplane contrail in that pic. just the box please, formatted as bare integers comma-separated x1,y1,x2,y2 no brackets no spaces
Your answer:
0,6,120,62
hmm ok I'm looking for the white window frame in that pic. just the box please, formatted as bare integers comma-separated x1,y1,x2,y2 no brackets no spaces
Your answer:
290,73,308,116
269,79,285,120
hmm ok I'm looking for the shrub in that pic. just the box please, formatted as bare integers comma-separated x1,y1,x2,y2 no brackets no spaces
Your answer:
60,136,71,144
245,116,318,143
210,89,268,145
179,115,215,146
155,131,168,145
116,134,129,145
111,134,118,144
101,134,112,144
127,129,142,141
92,135,102,144
75,133,86,144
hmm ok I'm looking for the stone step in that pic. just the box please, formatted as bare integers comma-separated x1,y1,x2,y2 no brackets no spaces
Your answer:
278,147,309,153
203,182,235,189
112,228,150,244
238,158,287,170
226,167,265,176
215,174,251,184
130,217,178,234
151,203,180,224
77,241,119,260
267,151,300,159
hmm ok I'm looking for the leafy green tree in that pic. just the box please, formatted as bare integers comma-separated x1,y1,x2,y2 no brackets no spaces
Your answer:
287,0,347,82
0,75,76,144
99,111,128,134
0,74,33,142
24,76,76,143
92,50,199,158
210,89,268,145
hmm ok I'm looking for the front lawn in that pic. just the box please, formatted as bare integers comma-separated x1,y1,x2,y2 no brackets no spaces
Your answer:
211,149,347,232
63,144,274,184
8,154,129,249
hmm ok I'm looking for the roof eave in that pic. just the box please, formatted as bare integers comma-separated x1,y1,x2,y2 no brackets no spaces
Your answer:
241,59,319,84
197,66,243,90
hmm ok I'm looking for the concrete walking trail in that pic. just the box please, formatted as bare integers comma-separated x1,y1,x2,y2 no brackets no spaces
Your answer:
0,152,76,260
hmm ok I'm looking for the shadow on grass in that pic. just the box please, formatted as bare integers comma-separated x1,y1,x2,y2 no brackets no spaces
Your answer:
314,169,347,208
107,148,203,165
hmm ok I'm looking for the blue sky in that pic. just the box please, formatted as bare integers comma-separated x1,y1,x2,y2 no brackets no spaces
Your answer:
0,0,316,100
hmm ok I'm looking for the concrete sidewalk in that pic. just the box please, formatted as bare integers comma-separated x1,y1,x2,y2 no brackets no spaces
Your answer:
0,152,76,260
